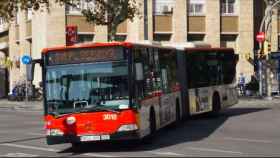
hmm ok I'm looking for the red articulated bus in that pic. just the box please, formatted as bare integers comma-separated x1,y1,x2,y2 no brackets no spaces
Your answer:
29,41,238,147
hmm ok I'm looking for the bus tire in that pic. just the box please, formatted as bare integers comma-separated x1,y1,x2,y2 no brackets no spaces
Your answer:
175,100,181,124
210,93,221,116
71,142,82,151
149,108,156,137
143,108,156,144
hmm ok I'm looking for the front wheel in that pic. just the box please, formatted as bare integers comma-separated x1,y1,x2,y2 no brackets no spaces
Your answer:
71,142,82,151
143,109,156,144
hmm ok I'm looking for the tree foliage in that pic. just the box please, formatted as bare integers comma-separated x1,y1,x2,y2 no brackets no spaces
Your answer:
0,0,140,41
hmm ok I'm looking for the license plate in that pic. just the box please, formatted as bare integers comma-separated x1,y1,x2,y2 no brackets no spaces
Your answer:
80,135,100,142
80,135,110,142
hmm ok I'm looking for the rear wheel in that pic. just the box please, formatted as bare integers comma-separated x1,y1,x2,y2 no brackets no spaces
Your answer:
149,109,156,137
210,93,221,116
175,101,181,124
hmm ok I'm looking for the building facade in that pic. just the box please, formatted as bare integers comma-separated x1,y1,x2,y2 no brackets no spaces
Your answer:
3,0,277,95
0,17,9,98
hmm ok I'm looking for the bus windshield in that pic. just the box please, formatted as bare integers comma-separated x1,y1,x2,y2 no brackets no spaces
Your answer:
45,61,129,116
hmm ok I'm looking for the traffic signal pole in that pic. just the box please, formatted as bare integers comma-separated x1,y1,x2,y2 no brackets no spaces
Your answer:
258,0,280,99
258,58,263,96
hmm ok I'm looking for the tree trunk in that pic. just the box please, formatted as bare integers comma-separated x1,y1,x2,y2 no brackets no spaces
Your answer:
108,23,118,42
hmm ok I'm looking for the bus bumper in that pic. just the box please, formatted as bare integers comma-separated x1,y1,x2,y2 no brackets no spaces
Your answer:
46,131,140,145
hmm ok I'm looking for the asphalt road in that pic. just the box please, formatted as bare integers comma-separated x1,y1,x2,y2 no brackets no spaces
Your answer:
0,99,280,157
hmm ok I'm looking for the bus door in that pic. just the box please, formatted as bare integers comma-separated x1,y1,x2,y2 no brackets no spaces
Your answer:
194,87,210,113
157,49,177,127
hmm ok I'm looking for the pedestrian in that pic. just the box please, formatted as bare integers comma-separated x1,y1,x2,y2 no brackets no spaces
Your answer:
238,73,246,96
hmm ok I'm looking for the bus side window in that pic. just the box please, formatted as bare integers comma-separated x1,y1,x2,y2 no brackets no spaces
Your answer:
133,48,160,99
133,48,145,100
158,48,177,93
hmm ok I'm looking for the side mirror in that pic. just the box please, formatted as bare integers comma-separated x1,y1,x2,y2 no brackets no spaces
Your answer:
26,59,42,82
26,63,35,82
135,63,144,81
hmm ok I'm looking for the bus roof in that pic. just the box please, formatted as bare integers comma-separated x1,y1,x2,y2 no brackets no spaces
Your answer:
42,41,234,55
42,42,134,54
162,42,211,49
162,42,234,53
42,41,179,54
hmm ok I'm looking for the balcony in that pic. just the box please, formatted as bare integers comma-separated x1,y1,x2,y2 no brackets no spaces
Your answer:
221,16,239,34
66,15,95,33
154,14,173,33
16,25,19,42
26,20,32,38
188,16,206,33
0,23,8,33
0,33,8,50
117,20,127,35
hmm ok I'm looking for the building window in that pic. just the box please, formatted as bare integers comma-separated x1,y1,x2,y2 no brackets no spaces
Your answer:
115,35,127,42
15,12,19,25
187,34,205,42
221,35,237,49
78,34,94,43
221,0,237,15
27,8,32,21
154,34,172,41
153,0,175,15
66,0,95,15
0,17,6,27
188,0,205,16
278,35,280,50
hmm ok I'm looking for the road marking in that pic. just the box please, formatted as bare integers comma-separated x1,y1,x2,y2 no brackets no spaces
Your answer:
26,132,45,136
82,153,116,157
148,151,185,156
0,152,38,157
0,143,59,152
0,143,114,157
224,137,273,144
187,147,243,155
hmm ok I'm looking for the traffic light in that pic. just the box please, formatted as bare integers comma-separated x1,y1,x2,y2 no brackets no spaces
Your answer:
263,40,271,56
245,53,250,60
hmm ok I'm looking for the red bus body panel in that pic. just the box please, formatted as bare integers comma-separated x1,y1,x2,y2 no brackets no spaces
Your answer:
45,110,137,136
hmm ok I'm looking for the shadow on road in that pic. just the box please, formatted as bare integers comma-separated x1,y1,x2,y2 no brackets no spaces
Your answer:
0,137,45,144
58,107,269,155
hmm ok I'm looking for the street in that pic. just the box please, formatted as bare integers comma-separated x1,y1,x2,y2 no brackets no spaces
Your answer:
0,98,280,157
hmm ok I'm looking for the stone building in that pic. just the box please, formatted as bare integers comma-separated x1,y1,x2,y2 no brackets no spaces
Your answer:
0,17,9,98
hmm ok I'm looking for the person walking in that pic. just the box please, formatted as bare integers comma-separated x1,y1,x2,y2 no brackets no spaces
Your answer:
238,73,246,96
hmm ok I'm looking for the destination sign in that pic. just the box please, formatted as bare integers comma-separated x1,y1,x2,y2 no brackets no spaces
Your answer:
47,47,125,65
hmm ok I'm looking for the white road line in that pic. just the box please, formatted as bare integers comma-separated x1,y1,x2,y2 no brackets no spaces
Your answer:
187,147,243,155
0,152,38,157
0,143,114,157
0,143,59,152
224,137,273,144
26,133,45,136
82,153,116,157
148,151,185,156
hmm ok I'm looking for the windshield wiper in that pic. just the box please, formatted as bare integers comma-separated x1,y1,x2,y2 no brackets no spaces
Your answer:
81,105,120,114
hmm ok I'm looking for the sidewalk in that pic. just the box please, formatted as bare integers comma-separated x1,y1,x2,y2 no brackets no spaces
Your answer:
0,99,43,111
237,95,280,109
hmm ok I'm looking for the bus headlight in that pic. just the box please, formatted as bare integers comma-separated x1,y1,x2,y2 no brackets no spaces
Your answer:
46,129,64,136
117,124,138,132
66,116,76,125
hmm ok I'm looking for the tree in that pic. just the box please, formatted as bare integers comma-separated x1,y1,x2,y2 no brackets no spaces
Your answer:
0,0,140,41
